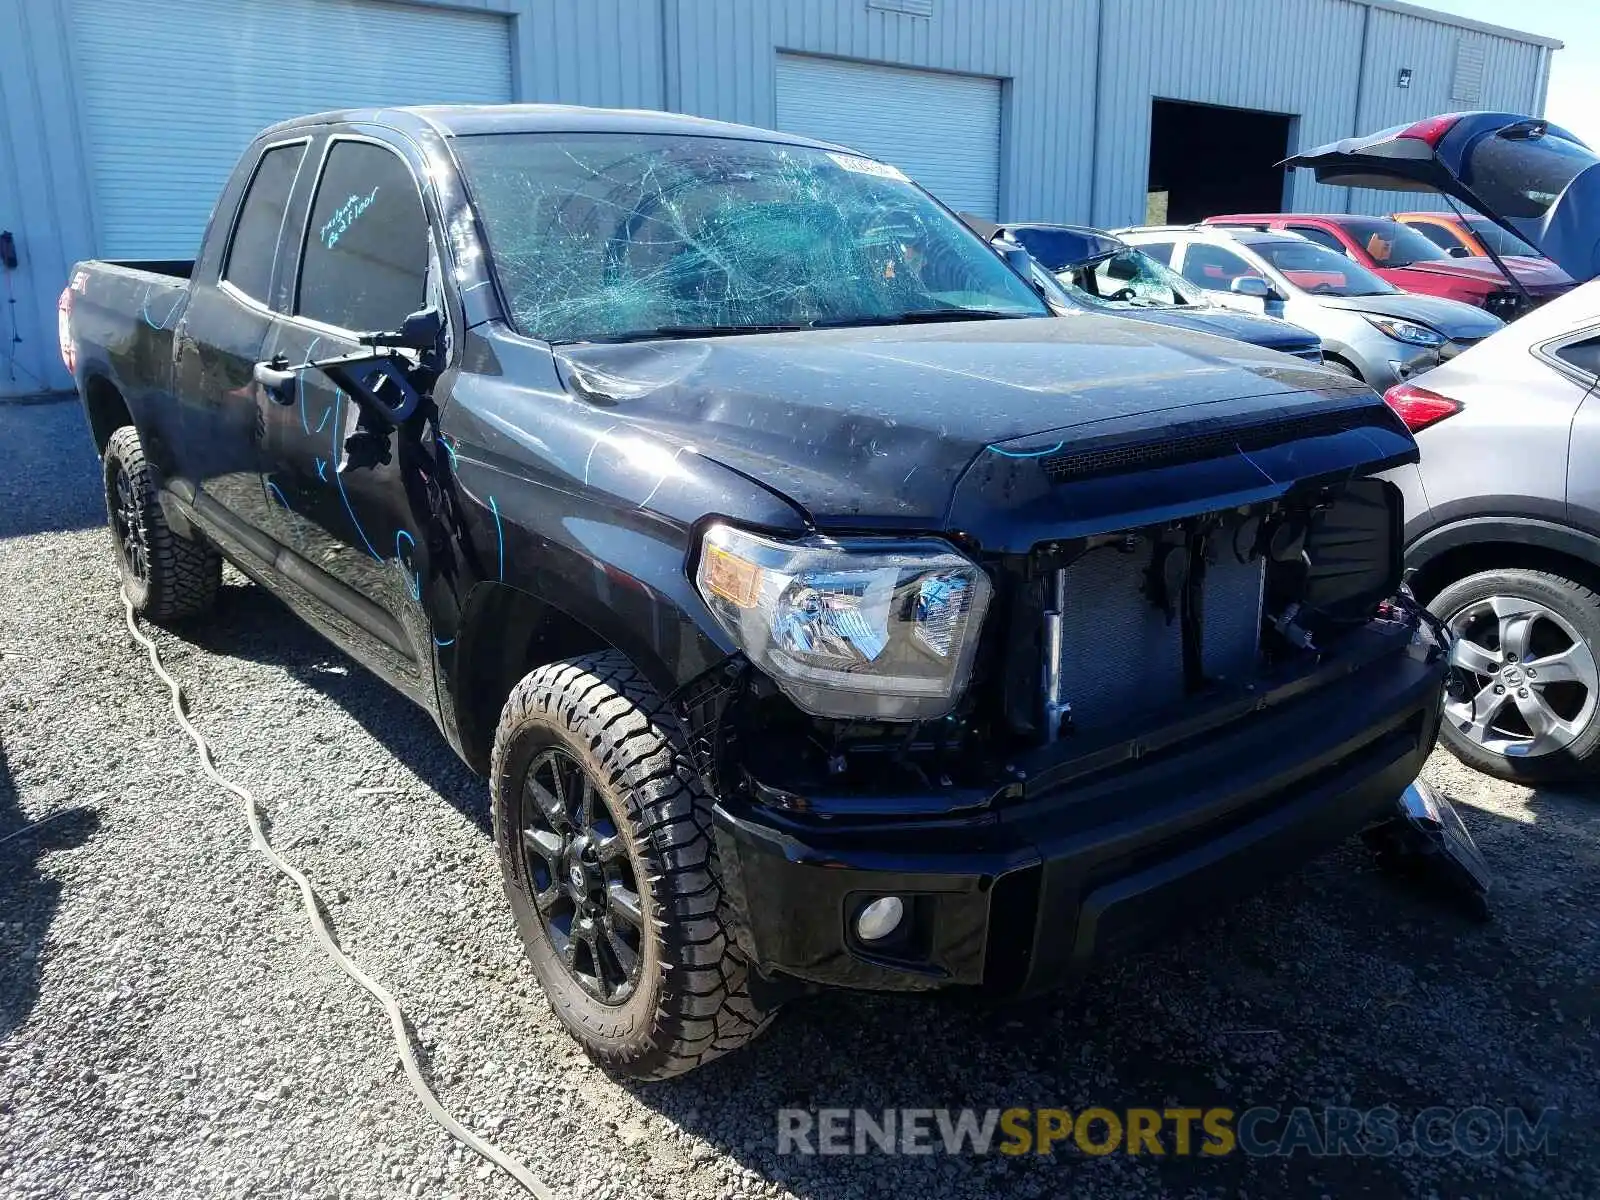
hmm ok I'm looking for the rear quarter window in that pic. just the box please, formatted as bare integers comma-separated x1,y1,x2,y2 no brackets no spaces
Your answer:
297,141,429,332
1555,333,1600,379
222,143,307,304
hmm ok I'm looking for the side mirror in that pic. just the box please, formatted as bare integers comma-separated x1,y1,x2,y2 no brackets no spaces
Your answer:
1230,276,1273,300
358,306,443,353
1448,246,1472,258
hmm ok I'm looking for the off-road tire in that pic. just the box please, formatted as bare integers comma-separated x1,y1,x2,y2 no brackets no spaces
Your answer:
1431,568,1600,783
103,425,220,621
490,650,774,1080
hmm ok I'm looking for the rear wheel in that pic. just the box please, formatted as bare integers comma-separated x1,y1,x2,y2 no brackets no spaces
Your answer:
490,650,774,1079
1433,568,1600,783
103,425,220,621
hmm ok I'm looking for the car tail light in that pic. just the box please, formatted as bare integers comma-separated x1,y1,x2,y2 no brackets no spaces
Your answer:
1384,382,1462,433
57,285,76,375
1397,114,1463,148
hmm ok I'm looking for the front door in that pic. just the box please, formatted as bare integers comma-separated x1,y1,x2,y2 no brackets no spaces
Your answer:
259,135,440,695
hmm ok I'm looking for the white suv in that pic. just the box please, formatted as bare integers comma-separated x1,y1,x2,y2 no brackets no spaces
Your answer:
1118,225,1501,391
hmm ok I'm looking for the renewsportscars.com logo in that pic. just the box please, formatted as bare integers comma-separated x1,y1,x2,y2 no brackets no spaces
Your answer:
777,1106,1559,1159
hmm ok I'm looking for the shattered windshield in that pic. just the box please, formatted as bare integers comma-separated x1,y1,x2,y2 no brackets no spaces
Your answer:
1060,249,1202,309
453,132,1048,343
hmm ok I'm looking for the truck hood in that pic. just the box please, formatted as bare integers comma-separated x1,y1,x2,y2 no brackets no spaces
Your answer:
552,316,1393,538
1107,305,1320,352
1496,255,1574,290
1313,291,1505,339
1389,255,1570,294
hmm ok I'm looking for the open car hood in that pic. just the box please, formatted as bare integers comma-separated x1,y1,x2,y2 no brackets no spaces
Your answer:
1284,112,1600,283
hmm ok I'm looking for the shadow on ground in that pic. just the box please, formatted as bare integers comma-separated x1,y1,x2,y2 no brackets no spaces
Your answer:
180,581,488,834
0,734,100,1042
0,399,104,540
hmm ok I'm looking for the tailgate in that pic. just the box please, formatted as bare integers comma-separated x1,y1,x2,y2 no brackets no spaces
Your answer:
1284,113,1600,284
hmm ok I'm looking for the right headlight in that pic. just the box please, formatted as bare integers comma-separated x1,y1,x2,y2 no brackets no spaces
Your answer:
693,523,992,721
1361,313,1446,348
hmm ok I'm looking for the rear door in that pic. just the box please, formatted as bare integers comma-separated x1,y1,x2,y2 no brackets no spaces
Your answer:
1284,113,1600,283
257,132,440,696
176,136,310,548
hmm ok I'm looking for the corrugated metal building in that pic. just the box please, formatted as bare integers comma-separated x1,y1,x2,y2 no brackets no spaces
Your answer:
0,0,1559,396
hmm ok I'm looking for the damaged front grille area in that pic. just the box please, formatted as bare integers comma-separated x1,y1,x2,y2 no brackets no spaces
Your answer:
679,478,1406,807
1038,530,1265,739
1026,478,1404,744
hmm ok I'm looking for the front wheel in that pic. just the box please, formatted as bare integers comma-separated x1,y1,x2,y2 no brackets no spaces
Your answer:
103,425,220,621
1433,568,1600,783
490,651,774,1079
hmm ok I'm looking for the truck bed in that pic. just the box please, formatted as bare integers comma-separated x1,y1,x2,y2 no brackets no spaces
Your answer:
66,259,194,418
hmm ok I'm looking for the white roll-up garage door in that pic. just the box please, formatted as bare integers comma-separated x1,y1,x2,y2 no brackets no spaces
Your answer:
775,54,1001,218
70,0,513,259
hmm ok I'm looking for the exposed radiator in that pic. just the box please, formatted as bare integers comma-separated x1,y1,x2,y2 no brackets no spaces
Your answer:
1045,540,1264,736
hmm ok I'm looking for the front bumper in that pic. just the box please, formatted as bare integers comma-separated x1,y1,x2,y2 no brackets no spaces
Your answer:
711,627,1445,997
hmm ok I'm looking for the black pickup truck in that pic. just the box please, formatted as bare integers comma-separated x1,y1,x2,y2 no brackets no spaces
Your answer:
63,105,1450,1080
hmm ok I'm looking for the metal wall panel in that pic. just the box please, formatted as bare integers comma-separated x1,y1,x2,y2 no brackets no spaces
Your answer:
71,0,513,260
517,0,665,109
1,0,99,397
1344,6,1552,215
665,0,1100,228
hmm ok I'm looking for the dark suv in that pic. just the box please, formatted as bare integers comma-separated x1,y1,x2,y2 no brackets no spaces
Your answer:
64,105,1447,1078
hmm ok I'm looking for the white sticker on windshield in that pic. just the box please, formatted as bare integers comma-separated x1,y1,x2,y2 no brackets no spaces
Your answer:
827,152,907,182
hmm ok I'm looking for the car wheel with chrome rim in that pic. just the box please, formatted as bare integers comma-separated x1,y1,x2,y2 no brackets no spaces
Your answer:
1432,568,1600,783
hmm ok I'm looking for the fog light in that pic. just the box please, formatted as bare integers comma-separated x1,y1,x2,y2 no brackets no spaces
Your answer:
855,896,905,942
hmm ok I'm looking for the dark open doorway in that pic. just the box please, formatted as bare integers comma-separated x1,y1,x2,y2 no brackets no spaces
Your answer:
1147,99,1294,224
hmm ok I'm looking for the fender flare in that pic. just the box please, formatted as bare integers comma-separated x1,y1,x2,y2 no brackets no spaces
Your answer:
1406,514,1600,576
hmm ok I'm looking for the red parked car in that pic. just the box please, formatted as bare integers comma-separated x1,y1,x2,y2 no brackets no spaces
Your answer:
1203,213,1571,320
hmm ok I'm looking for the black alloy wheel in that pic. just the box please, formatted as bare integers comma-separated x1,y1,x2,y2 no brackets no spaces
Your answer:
111,459,150,583
516,746,645,1006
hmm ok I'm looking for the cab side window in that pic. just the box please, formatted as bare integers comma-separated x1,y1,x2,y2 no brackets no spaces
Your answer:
297,141,429,333
222,143,307,304
1179,243,1259,289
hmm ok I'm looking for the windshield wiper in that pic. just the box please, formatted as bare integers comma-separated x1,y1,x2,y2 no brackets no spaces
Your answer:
563,323,812,344
808,307,1031,328
560,308,1031,344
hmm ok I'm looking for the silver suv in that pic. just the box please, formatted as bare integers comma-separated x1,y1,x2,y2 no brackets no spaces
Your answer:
1119,225,1503,391
1278,108,1600,783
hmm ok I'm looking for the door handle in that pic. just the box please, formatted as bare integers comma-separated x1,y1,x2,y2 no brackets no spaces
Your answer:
253,356,297,405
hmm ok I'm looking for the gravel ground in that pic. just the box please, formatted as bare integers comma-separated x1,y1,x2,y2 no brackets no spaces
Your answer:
2,397,1598,1200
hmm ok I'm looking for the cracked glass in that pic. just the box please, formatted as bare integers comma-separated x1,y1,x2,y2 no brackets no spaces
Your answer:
452,132,1046,344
